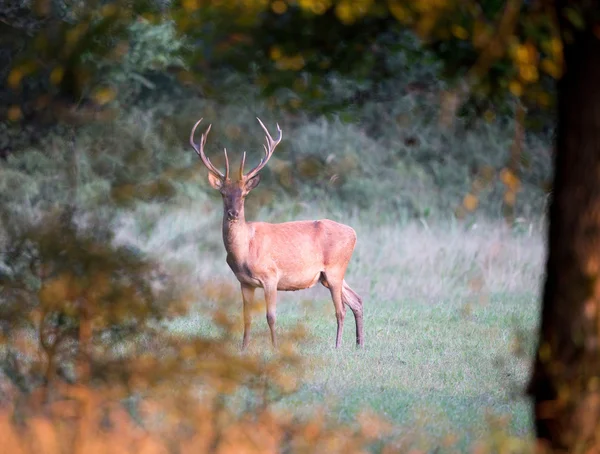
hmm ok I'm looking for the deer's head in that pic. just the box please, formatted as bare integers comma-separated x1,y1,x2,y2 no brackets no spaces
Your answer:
190,118,282,223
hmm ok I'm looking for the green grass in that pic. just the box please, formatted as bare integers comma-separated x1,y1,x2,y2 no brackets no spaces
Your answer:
119,197,543,451
287,294,535,447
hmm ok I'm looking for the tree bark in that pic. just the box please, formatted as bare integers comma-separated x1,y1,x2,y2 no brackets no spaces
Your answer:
529,4,600,451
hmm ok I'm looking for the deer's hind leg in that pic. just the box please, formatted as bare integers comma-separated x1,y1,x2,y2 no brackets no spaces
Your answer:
342,280,364,347
320,272,346,348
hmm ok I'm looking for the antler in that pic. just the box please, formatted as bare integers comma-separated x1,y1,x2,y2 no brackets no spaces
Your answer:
190,118,230,181
240,117,282,180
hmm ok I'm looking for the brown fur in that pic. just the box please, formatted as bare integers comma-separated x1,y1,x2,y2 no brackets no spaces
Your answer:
191,118,364,349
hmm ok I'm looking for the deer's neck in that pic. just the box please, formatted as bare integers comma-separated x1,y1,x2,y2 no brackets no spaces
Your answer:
222,214,250,262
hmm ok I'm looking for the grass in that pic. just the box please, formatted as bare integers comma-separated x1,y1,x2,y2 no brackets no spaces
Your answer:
115,196,544,450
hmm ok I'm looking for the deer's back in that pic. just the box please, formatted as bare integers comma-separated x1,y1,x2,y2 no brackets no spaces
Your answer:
249,218,356,272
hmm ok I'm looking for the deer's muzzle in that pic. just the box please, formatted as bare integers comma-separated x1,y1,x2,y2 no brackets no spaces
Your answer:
227,209,239,221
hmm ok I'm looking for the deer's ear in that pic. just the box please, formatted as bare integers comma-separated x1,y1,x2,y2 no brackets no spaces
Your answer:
245,174,261,191
208,172,223,190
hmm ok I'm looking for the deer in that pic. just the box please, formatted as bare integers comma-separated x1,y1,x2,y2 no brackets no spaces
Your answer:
190,117,364,350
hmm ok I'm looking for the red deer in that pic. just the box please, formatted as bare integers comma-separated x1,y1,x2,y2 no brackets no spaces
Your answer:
190,118,363,349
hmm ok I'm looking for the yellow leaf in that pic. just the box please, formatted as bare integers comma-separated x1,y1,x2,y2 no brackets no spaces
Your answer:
515,44,530,63
549,37,563,56
335,2,354,24
269,46,282,60
271,0,287,14
182,0,199,12
514,42,538,65
389,3,410,23
483,110,495,123
541,58,561,79
463,193,478,212
451,25,468,40
509,80,523,97
519,64,538,83
500,168,520,190
93,87,116,105
538,343,551,362
503,190,516,206
289,54,305,70
7,106,22,122
310,0,330,15
50,66,64,85
7,69,23,89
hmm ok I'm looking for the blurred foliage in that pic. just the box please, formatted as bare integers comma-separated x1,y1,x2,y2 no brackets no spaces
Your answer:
172,0,561,117
2,0,563,123
0,209,409,453
0,0,558,222
0,0,560,221
0,98,553,223
0,0,185,152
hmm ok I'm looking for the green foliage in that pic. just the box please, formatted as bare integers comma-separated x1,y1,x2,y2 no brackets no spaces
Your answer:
0,108,200,218
0,0,559,173
162,0,561,117
1,0,561,123
88,18,187,106
0,85,552,225
0,211,180,390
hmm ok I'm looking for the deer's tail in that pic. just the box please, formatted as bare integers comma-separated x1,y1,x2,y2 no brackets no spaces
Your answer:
342,280,364,347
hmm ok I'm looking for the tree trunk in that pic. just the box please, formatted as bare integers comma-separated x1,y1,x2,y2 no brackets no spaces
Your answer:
528,5,600,452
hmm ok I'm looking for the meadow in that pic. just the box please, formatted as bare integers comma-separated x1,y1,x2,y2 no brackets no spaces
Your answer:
1,74,550,450
114,193,544,450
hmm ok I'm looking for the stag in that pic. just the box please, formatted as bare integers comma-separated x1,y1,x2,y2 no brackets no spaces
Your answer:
190,117,363,349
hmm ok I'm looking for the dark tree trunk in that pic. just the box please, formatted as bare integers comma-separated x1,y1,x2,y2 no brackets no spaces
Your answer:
528,3,600,452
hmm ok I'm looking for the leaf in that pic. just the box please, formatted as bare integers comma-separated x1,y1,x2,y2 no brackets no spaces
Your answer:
463,193,479,212
7,106,22,122
93,87,117,105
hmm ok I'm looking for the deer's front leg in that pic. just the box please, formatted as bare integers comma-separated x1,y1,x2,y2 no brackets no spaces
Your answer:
241,285,255,351
323,273,345,349
263,283,278,349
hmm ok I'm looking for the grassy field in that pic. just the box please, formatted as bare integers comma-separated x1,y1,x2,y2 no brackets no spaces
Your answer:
114,197,544,450
1,79,550,450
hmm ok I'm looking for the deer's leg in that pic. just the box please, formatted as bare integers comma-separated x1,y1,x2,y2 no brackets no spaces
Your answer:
323,274,345,348
342,280,364,348
264,283,278,348
241,284,255,351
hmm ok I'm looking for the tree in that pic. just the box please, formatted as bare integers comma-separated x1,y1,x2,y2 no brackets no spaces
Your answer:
527,2,600,451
